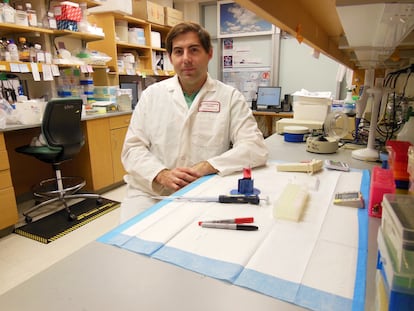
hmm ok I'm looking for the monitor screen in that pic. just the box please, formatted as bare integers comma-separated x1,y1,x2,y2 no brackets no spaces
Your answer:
256,86,282,109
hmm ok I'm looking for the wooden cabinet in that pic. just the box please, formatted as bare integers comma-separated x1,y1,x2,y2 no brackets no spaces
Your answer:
87,12,173,81
0,133,18,234
109,115,130,182
76,114,131,192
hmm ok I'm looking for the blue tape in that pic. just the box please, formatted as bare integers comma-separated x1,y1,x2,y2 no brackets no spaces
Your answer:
352,169,370,311
152,246,244,283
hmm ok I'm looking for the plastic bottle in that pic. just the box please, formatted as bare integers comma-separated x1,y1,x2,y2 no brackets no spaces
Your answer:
78,2,89,32
42,11,57,29
18,37,30,61
0,38,6,60
7,39,19,62
34,43,44,63
397,108,414,145
0,2,4,23
15,4,28,26
80,77,94,105
343,89,356,117
28,42,36,62
2,0,15,24
25,3,37,27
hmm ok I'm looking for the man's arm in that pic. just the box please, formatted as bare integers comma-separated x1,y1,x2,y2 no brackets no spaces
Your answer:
154,161,218,192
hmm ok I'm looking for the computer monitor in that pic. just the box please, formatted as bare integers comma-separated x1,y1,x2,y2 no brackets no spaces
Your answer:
256,86,282,111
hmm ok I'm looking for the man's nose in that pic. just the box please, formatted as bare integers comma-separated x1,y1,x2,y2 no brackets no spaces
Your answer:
183,49,191,62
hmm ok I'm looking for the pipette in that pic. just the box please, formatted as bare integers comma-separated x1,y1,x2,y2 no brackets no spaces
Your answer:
152,194,269,205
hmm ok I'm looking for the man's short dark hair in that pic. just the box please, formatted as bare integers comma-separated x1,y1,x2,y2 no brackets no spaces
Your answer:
165,22,212,55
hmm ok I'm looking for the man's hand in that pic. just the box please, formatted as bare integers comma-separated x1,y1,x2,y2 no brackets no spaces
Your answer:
191,161,218,176
155,167,201,192
154,162,218,192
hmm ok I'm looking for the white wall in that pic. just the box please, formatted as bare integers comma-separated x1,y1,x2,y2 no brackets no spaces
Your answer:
279,36,341,98
176,1,342,98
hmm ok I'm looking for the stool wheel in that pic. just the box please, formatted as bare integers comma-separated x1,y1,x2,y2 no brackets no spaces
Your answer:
68,213,77,221
25,215,33,223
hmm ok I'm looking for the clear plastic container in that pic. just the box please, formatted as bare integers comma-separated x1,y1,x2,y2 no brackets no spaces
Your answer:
377,228,414,311
386,140,412,183
381,194,414,273
80,78,94,102
116,88,132,111
397,112,414,145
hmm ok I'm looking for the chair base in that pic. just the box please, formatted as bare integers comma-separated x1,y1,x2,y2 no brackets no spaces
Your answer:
33,176,86,198
23,176,102,223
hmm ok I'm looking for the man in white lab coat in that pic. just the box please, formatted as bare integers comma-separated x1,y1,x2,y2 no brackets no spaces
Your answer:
120,22,268,222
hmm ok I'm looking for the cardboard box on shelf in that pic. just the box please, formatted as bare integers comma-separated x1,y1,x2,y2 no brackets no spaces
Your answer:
147,1,165,25
164,7,183,27
132,0,164,24
132,0,147,20
88,0,133,15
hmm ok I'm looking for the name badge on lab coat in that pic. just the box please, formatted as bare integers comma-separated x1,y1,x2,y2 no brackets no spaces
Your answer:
198,101,220,113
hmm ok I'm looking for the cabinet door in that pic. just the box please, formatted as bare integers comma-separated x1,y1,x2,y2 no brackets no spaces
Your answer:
0,187,18,230
84,118,115,190
0,133,18,230
111,127,128,183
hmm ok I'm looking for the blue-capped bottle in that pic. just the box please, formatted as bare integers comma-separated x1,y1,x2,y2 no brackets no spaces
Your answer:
343,89,356,117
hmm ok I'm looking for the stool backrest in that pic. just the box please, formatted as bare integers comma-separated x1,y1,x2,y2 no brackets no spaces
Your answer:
42,98,84,161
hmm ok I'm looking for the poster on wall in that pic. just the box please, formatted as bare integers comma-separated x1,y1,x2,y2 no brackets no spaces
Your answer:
222,38,265,68
218,0,274,38
223,68,271,102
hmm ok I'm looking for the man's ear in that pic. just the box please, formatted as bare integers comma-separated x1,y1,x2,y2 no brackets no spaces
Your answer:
208,48,213,60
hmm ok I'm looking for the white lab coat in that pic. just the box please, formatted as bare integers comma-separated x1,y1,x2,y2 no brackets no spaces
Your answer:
121,74,268,199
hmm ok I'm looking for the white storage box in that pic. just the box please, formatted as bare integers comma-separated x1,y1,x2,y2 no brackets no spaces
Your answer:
292,99,331,122
151,31,161,48
128,28,146,45
115,20,128,42
381,194,414,273
276,90,332,134
14,100,46,125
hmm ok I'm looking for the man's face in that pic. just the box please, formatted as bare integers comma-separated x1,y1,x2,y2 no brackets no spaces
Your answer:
169,31,212,89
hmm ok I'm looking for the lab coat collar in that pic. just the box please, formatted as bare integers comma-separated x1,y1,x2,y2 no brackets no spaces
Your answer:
166,73,215,95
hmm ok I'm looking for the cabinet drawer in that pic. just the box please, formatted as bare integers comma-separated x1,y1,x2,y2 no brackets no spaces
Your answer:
0,170,12,189
0,187,18,229
0,150,9,171
109,114,131,130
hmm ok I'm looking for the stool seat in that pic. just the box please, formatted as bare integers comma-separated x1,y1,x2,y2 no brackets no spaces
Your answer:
15,98,102,223
15,145,62,163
